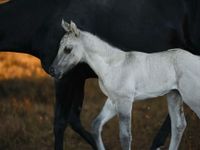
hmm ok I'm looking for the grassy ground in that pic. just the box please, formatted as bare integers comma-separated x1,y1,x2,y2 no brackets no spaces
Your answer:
0,52,199,150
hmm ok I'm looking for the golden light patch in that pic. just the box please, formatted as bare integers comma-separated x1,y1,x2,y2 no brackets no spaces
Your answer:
0,52,48,79
0,0,10,5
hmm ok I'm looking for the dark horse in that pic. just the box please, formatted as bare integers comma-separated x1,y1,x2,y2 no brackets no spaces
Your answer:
0,0,200,149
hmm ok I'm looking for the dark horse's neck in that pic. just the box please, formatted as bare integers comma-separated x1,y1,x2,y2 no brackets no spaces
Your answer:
0,0,97,72
0,0,69,69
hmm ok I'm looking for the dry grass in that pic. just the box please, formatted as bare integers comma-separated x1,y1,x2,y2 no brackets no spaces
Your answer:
0,52,199,150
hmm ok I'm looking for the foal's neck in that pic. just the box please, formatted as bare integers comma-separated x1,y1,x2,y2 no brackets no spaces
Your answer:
81,31,126,78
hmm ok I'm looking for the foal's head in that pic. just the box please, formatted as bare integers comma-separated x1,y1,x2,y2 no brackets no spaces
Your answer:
49,20,84,79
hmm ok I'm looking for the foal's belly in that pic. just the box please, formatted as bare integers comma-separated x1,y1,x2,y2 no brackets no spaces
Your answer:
134,87,175,100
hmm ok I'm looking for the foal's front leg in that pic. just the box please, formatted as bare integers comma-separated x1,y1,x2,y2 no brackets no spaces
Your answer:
116,99,133,150
91,98,117,150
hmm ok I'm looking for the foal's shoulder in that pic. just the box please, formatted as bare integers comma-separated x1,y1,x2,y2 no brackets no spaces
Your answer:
123,51,148,66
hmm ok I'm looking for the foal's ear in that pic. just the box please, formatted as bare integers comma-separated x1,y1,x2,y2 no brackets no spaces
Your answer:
70,21,80,37
61,19,70,32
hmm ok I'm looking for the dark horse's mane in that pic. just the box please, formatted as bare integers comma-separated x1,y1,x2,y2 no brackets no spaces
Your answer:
0,0,200,149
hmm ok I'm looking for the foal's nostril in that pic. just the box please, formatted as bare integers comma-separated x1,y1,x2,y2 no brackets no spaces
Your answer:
49,67,55,76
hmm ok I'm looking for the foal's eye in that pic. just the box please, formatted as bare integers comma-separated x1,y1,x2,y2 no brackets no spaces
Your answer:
64,47,72,54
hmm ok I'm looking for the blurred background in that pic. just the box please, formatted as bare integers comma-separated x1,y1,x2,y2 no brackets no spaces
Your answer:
0,52,199,150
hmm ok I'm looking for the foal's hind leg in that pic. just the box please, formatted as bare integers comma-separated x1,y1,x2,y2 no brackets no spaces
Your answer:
91,98,117,150
167,91,186,150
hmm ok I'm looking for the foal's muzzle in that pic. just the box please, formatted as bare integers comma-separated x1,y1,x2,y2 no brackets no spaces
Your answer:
49,66,62,79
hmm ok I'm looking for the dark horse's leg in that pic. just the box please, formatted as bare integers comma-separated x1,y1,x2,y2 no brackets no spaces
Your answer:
54,64,96,150
150,114,171,150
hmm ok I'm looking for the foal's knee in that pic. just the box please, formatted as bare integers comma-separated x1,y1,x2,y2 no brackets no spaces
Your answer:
119,120,132,142
118,115,132,150
119,131,132,143
119,129,132,150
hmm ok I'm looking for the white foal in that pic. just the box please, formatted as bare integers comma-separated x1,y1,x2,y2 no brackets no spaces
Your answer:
50,20,200,150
